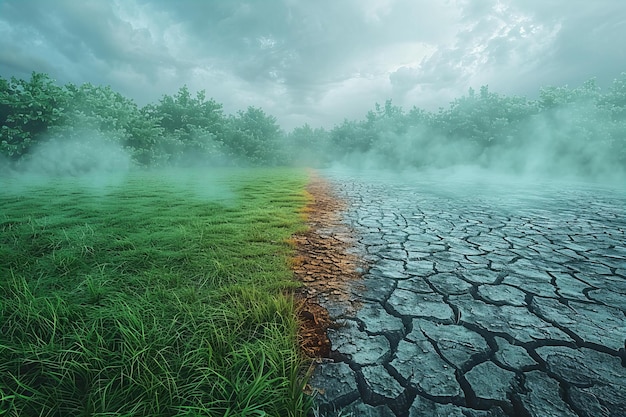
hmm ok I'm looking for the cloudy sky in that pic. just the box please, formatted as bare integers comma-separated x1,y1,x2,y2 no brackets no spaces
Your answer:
1,0,625,129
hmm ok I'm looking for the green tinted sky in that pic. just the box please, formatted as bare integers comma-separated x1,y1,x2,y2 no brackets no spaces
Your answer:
1,0,624,129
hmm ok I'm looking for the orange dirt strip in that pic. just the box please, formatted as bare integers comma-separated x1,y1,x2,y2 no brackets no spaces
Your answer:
291,171,365,358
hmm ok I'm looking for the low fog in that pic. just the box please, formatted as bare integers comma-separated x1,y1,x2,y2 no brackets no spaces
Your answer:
25,133,130,176
2,130,131,192
330,102,623,183
311,83,626,190
1,71,625,197
1,134,239,203
2,1,625,189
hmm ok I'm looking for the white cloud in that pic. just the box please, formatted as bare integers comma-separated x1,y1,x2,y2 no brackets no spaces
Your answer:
0,0,624,129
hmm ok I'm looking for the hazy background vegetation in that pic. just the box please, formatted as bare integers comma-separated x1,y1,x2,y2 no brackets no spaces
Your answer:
2,71,625,180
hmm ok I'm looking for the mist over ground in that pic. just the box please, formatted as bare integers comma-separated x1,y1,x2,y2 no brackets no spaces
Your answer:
24,133,130,175
1,128,132,192
311,81,626,187
1,72,625,191
328,104,623,185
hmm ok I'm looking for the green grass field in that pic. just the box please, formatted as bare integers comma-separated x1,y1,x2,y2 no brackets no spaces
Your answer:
0,168,312,417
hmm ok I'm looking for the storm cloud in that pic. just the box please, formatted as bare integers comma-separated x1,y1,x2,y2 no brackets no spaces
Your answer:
1,0,624,128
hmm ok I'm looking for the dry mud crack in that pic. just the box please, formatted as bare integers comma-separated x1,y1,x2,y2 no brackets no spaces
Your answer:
292,172,366,358
297,170,626,417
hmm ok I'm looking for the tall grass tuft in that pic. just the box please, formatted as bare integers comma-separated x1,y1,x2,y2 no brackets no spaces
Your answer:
0,168,312,417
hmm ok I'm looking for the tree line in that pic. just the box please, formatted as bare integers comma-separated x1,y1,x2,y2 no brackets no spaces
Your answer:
2,72,625,176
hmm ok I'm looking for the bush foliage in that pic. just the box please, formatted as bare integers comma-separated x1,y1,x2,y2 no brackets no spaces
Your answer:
2,72,625,175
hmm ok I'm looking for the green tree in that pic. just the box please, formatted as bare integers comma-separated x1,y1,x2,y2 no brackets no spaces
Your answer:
224,106,283,165
124,107,165,166
286,123,330,166
329,119,370,155
147,86,226,164
0,72,69,159
434,85,537,149
600,73,626,164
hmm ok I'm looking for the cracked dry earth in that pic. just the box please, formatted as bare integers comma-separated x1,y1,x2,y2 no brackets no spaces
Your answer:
292,174,365,358
306,170,626,417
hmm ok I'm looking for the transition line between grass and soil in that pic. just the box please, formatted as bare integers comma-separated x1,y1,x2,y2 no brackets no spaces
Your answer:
291,170,366,359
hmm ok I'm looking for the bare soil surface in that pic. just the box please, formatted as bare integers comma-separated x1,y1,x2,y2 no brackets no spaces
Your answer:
292,172,365,358
307,170,626,417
